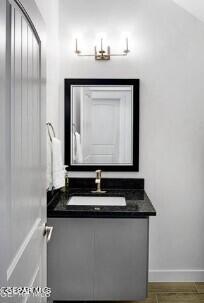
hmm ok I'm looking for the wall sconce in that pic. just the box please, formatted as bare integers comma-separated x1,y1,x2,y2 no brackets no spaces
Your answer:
75,37,130,61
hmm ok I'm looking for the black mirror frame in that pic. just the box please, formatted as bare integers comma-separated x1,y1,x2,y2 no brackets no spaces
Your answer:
64,78,140,172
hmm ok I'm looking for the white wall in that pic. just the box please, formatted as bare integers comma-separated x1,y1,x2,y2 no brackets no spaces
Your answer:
34,0,60,188
57,0,204,281
173,0,204,23
34,0,60,132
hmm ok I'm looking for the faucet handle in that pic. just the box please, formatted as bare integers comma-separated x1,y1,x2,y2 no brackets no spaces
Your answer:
96,169,102,179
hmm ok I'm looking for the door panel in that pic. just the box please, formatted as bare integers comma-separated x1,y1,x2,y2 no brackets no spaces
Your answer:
0,1,46,302
81,87,133,164
0,0,11,289
48,218,94,302
93,219,148,301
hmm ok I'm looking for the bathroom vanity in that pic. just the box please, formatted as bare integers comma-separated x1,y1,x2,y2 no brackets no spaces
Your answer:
47,178,156,302
46,78,156,301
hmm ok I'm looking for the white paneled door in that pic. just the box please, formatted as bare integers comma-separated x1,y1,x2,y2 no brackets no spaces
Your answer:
81,87,133,164
0,0,47,302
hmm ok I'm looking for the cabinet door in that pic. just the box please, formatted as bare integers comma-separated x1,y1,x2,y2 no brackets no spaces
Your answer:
93,218,149,301
48,218,94,301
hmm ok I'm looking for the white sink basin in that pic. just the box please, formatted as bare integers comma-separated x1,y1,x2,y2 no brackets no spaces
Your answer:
67,196,126,206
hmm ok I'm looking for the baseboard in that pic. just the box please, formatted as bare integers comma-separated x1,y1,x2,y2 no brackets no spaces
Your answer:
149,269,204,282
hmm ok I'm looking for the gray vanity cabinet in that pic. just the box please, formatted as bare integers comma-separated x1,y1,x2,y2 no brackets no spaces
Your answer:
48,218,149,302
48,218,94,301
93,219,148,301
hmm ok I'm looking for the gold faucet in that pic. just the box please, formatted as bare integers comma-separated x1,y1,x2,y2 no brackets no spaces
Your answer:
91,170,106,193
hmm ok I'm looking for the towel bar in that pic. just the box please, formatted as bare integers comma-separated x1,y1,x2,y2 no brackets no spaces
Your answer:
46,122,56,142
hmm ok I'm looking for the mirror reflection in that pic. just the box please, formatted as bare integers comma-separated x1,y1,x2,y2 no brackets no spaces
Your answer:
71,85,133,166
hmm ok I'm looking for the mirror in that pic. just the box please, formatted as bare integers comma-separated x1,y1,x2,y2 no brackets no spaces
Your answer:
65,79,139,171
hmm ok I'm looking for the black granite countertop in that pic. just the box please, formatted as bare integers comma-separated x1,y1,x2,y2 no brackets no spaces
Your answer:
47,178,156,218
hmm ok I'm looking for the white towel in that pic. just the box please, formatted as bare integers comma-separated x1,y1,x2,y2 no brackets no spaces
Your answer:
47,136,52,190
75,132,83,163
52,137,65,189
72,132,76,162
